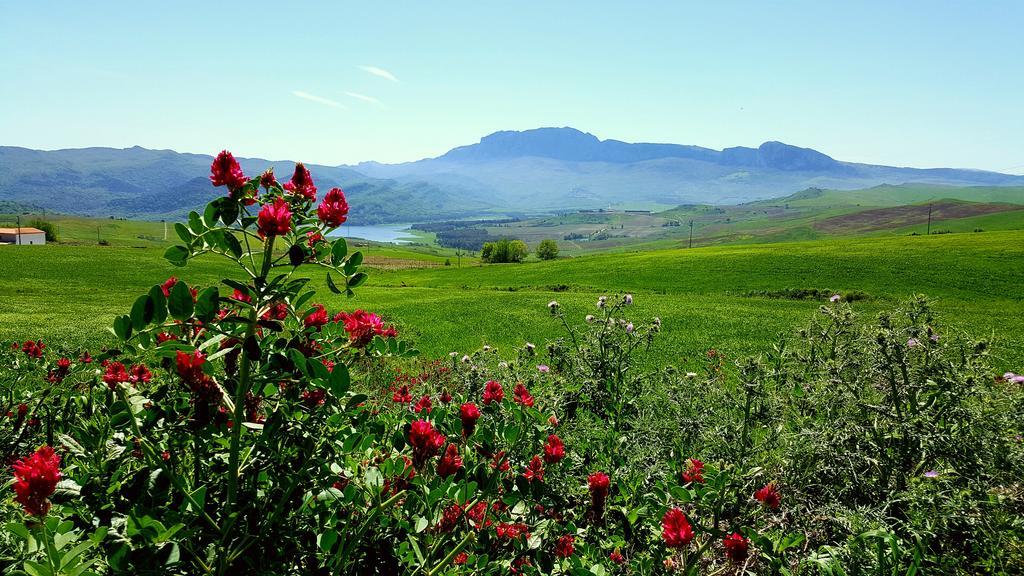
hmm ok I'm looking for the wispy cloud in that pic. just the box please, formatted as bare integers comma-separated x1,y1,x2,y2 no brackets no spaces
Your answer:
358,65,398,82
291,90,346,109
345,91,386,108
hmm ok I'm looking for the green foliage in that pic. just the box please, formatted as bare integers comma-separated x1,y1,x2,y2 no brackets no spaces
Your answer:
27,219,57,242
536,239,559,260
481,238,528,263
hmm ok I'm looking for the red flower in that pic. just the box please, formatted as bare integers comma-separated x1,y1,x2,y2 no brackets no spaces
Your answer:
554,534,575,558
301,389,326,408
128,363,152,385
257,198,292,238
306,231,324,248
262,302,289,321
414,395,433,414
392,385,413,404
283,162,317,201
439,389,453,404
512,382,535,407
589,471,610,515
490,450,510,472
453,552,468,565
682,458,705,484
754,482,781,510
543,434,565,464
259,168,278,189
304,304,329,330
11,445,61,516
482,380,504,405
21,340,45,358
209,150,247,191
523,455,545,482
723,532,749,562
79,351,92,364
334,310,397,348
661,508,694,548
459,402,481,435
495,522,530,540
467,500,491,530
436,502,464,533
176,350,206,384
609,549,626,564
436,444,463,478
102,361,129,389
160,276,179,297
317,187,350,227
408,419,446,466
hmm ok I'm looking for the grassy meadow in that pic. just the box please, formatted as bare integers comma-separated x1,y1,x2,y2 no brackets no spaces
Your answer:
2,227,1022,370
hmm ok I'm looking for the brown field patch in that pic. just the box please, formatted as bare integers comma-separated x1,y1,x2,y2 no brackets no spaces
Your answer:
813,202,1022,233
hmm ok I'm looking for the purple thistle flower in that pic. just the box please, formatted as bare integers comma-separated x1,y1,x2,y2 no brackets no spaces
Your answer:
923,470,939,478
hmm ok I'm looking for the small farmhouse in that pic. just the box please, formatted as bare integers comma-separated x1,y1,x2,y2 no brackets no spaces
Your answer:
0,227,47,245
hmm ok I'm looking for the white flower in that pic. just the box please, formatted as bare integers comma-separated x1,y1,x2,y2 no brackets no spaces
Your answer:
624,294,633,305
482,345,492,352
685,372,697,378
597,296,607,309
461,355,472,363
585,315,595,323
625,323,634,333
830,294,841,303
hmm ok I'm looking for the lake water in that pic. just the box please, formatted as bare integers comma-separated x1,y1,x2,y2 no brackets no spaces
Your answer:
326,223,417,244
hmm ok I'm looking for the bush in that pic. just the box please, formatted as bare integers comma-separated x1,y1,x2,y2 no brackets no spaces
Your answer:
28,219,57,242
481,238,528,263
536,239,559,260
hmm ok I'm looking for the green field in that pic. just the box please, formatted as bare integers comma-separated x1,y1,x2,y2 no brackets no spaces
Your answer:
2,228,1022,370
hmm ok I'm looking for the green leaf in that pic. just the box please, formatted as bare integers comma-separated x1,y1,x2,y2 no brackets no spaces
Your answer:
23,560,52,576
113,315,133,341
220,200,239,226
346,394,367,411
168,281,194,321
148,285,168,324
188,211,204,234
174,223,192,244
130,295,155,331
343,251,363,274
329,363,350,397
223,232,243,258
331,237,348,264
319,530,338,553
194,287,220,323
347,272,368,288
109,410,132,429
203,202,219,229
6,522,30,540
164,245,189,267
414,516,428,533
326,272,342,295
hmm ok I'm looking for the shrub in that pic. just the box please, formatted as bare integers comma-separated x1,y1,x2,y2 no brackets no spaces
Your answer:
28,219,57,242
536,239,559,260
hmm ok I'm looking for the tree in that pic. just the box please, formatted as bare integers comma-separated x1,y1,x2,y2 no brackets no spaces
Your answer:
481,238,528,263
536,239,559,260
29,219,57,242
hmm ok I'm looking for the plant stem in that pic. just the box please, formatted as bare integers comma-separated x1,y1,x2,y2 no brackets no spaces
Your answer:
223,235,275,564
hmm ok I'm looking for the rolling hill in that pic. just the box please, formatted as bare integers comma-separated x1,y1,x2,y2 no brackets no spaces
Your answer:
2,128,1022,222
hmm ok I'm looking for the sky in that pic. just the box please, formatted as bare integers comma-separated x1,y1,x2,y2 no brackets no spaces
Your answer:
2,1,1022,172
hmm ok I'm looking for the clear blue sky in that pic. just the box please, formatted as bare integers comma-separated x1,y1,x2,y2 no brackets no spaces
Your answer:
2,1,1022,172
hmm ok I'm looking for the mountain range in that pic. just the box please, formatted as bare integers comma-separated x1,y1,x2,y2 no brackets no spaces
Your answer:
2,127,1021,222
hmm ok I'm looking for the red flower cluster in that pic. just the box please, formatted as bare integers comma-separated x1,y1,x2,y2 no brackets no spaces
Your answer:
334,310,397,348
11,445,61,516
682,458,705,483
589,471,610,516
436,444,463,477
46,357,71,383
754,482,781,510
283,162,317,201
20,340,45,358
209,150,247,191
257,198,293,238
495,522,530,540
523,455,545,482
482,380,504,405
554,534,575,558
543,434,565,464
467,501,491,529
408,419,446,467
176,350,223,426
609,549,626,564
662,508,694,548
304,304,329,330
459,402,481,436
413,395,432,414
102,361,129,389
392,385,413,404
723,532,749,561
436,502,464,533
317,187,350,227
512,382,535,407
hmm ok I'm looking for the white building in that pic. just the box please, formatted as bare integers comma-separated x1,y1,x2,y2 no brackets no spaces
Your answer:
0,227,47,245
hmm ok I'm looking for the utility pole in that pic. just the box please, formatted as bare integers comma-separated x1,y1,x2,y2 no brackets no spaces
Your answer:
16,215,21,245
97,227,101,244
163,219,167,241
688,220,694,249
926,204,933,235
